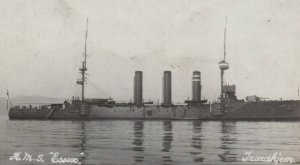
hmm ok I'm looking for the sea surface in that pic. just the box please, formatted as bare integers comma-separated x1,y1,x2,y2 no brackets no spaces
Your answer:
0,115,299,165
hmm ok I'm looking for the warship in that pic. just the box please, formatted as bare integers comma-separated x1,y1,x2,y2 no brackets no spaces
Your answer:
8,19,300,120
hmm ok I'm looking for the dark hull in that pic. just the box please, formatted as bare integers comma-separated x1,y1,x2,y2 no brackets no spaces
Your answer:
8,100,300,120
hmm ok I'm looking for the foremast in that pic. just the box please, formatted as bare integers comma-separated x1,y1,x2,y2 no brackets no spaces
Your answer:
218,16,229,115
77,19,89,102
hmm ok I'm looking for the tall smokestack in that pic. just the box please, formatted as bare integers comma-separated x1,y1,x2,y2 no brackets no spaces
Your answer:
192,71,201,101
134,71,143,107
163,71,172,105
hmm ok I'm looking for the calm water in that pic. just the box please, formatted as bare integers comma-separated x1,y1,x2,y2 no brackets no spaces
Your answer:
0,115,299,165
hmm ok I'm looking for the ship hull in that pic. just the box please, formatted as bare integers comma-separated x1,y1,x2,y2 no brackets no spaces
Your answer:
8,100,300,120
9,105,209,120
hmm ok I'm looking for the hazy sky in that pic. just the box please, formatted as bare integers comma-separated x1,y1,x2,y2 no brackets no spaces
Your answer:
0,0,300,103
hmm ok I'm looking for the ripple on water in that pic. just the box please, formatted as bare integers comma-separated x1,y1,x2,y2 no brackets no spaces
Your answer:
0,116,300,164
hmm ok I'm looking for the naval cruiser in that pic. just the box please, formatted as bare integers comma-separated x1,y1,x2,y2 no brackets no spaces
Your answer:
8,19,300,120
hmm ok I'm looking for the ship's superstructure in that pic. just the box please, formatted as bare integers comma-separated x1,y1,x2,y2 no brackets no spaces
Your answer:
162,71,172,106
8,18,300,120
134,71,143,107
192,71,201,102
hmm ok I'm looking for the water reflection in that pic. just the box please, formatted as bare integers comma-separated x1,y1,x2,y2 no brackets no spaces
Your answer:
132,120,144,162
219,121,238,162
191,121,203,162
161,120,173,164
1,116,300,165
79,121,87,164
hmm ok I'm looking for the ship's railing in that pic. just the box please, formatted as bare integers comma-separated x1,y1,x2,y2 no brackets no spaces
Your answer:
12,103,65,110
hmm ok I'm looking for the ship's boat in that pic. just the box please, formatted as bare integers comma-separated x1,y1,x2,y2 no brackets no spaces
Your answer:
8,19,300,120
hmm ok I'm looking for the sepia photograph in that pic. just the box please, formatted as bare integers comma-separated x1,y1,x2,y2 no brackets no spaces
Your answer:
0,0,300,164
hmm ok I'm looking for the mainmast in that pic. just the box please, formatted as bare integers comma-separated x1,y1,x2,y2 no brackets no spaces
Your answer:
219,16,229,114
223,16,227,61
77,19,89,101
